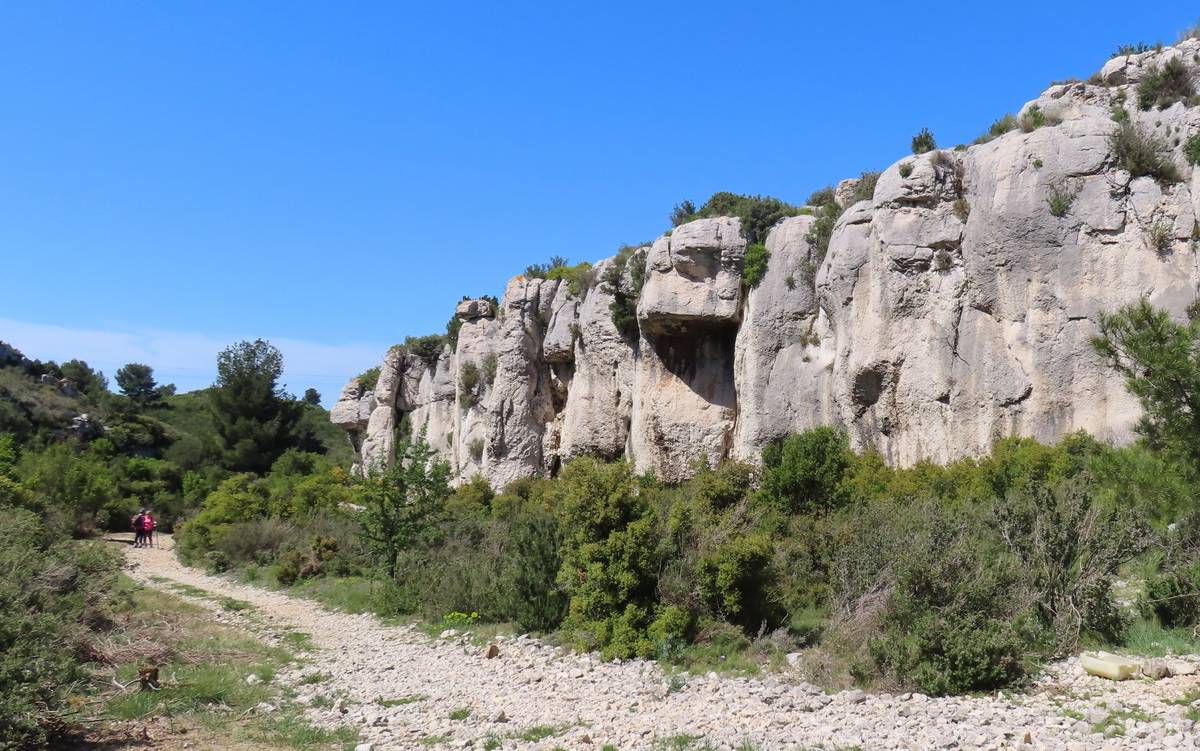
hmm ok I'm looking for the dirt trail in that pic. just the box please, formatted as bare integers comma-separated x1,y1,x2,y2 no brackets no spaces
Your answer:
123,536,1200,751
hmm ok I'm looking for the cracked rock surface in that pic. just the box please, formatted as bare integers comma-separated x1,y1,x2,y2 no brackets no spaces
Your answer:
336,38,1200,485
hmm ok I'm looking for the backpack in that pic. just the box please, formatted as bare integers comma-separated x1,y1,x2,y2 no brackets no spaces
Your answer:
145,515,156,531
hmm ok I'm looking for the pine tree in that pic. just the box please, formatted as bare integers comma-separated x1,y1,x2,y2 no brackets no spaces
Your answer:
208,339,303,473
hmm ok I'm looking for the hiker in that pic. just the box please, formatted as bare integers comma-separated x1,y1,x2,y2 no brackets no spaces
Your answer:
143,510,157,548
132,510,146,548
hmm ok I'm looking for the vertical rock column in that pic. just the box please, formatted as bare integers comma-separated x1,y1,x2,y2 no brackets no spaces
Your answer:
633,218,744,481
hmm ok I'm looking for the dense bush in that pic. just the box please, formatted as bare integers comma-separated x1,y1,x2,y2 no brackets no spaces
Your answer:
1107,122,1181,183
742,243,770,287
604,245,647,338
459,361,481,409
685,192,803,245
803,190,842,270
758,427,853,515
398,334,447,360
1185,134,1200,164
866,505,1038,694
851,171,880,204
1137,59,1195,110
0,507,121,749
546,261,594,298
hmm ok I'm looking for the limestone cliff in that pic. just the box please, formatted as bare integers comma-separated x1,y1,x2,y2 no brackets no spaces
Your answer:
334,40,1200,485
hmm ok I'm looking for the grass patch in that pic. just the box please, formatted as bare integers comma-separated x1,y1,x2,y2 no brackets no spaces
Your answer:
514,724,567,742
1114,619,1200,657
448,706,472,720
422,734,452,746
298,671,332,685
291,576,379,614
221,596,254,612
97,578,356,749
166,581,213,599
377,693,428,707
247,710,361,748
280,629,316,651
657,734,712,750
1090,707,1152,737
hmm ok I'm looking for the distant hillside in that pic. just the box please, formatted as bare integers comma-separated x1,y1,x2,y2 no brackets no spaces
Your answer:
161,388,353,469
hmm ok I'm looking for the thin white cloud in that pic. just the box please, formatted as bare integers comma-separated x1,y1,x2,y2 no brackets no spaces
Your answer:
0,318,386,407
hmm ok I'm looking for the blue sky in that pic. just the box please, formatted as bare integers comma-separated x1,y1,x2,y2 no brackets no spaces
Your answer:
0,2,1195,404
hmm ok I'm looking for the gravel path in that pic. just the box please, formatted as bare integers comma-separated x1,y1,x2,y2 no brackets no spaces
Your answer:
123,536,1200,751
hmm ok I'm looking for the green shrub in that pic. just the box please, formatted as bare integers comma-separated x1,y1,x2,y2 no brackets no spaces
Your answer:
757,427,853,515
670,200,697,227
1112,42,1153,58
396,335,447,361
898,162,913,178
994,481,1150,648
689,192,803,244
554,459,661,658
0,508,121,749
974,113,1016,144
911,127,936,154
1108,122,1181,184
605,245,647,338
546,261,594,297
356,367,381,392
851,171,880,204
1019,104,1056,132
742,243,770,287
1148,220,1174,253
1145,560,1200,627
696,534,781,631
803,193,842,268
1137,59,1195,110
1046,179,1080,218
459,361,481,409
1185,134,1200,164
481,353,497,386
213,518,302,568
524,255,569,279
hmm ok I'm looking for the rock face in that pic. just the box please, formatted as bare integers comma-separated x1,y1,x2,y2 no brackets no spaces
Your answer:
334,39,1200,486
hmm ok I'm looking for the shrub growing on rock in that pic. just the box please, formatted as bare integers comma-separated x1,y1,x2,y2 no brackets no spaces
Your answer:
911,127,936,154
1108,122,1181,183
605,245,647,338
1137,58,1195,110
742,243,770,287
356,367,380,392
690,192,803,244
1185,134,1200,164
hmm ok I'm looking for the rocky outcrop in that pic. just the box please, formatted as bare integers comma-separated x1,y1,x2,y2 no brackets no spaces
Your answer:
334,39,1200,486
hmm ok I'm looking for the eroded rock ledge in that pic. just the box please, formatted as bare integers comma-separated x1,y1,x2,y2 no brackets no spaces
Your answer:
334,40,1200,486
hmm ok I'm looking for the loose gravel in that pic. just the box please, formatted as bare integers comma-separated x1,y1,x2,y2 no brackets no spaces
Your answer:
123,538,1200,751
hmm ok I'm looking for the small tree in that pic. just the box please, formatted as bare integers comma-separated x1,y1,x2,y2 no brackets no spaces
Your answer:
209,339,304,473
115,362,174,408
670,200,697,226
358,435,452,579
302,388,321,406
1092,299,1200,462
